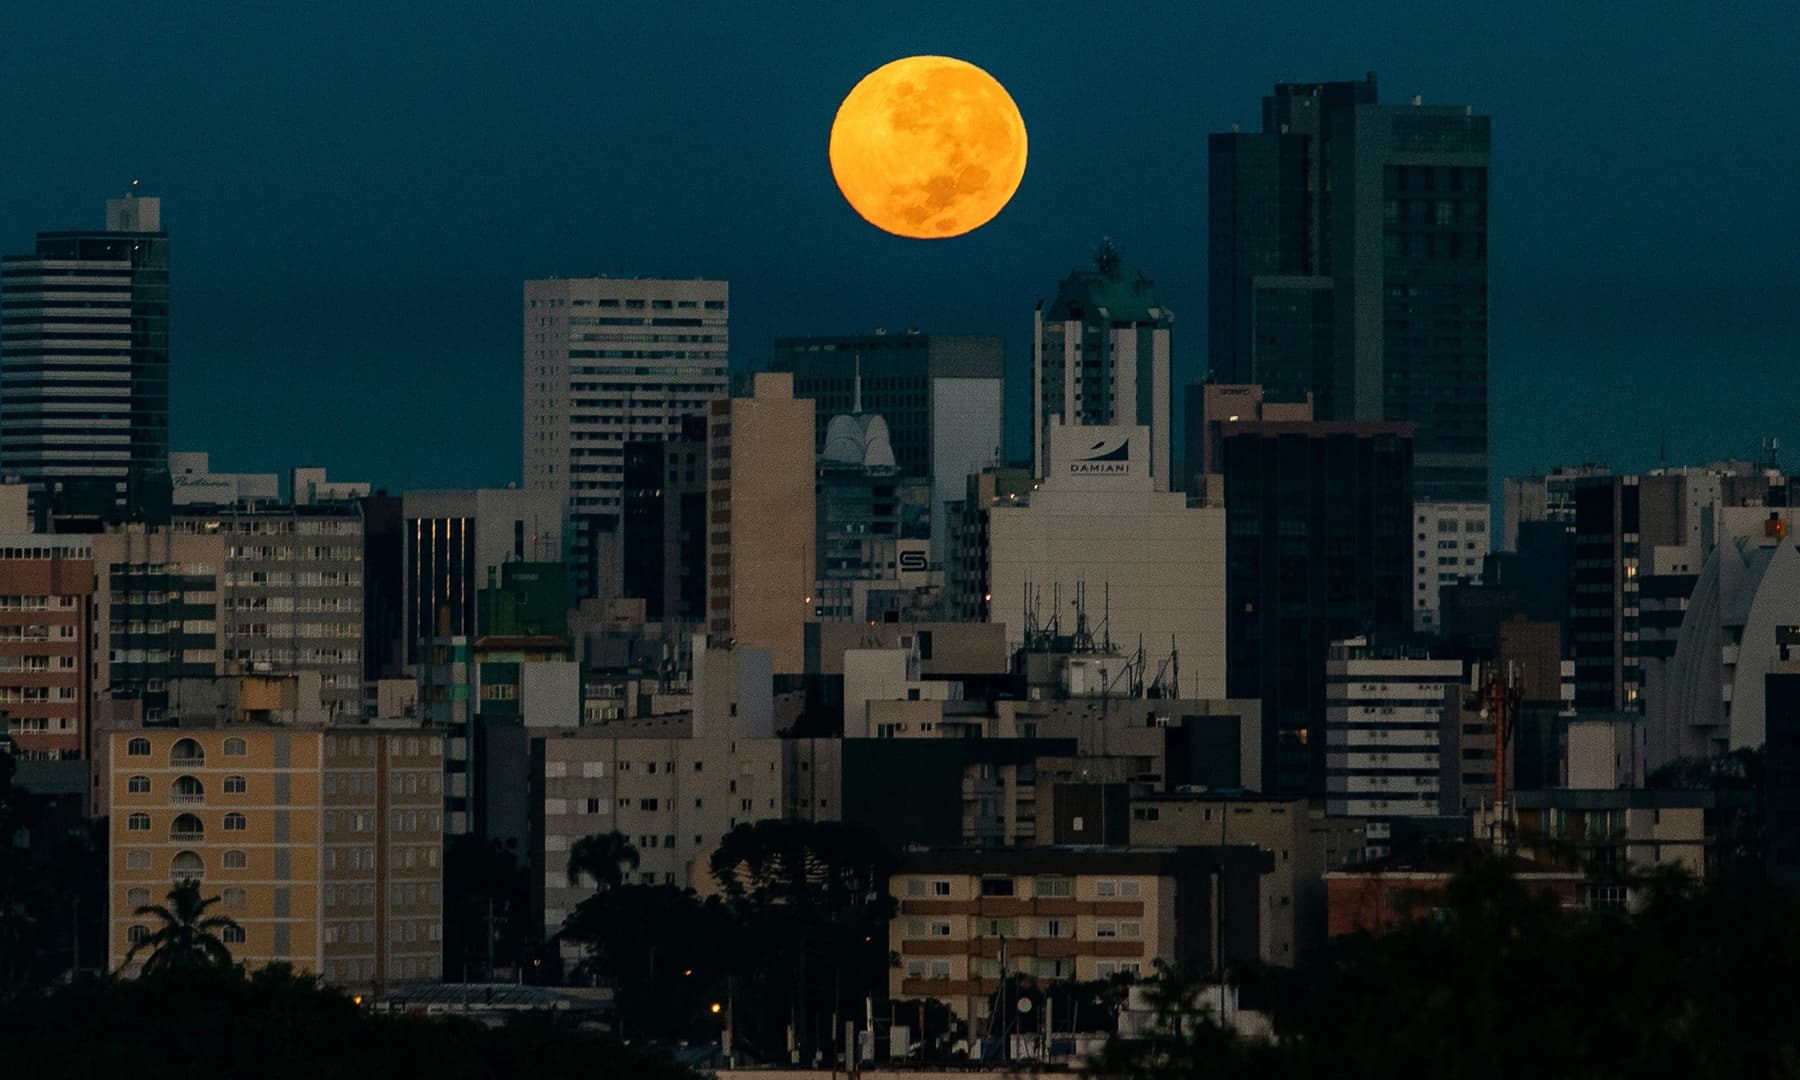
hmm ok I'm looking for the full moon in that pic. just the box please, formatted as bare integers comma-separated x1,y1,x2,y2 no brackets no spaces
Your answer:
829,55,1027,240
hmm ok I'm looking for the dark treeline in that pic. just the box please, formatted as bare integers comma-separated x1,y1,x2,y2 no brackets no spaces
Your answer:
0,964,698,1080
1092,857,1800,1079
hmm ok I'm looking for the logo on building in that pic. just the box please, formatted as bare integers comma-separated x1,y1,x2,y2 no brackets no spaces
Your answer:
1069,437,1130,475
898,550,928,572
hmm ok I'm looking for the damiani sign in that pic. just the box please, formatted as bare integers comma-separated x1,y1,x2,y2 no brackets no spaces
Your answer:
1070,462,1129,474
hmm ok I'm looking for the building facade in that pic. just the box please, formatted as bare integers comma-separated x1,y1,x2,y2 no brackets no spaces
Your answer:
1411,500,1488,632
92,528,226,726
706,373,814,674
888,847,1270,1036
1324,642,1467,828
0,535,94,760
1221,421,1414,795
400,488,563,666
108,723,443,990
172,502,365,719
620,417,708,621
0,195,170,490
1034,245,1174,491
522,277,727,599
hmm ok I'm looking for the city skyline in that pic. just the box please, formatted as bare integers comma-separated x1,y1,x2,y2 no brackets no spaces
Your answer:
3,4,1796,495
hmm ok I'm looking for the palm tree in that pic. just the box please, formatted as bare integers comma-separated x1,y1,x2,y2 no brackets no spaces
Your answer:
566,831,640,893
123,880,240,974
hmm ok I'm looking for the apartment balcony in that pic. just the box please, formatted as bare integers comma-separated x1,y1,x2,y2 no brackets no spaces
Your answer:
171,793,205,805
169,831,204,843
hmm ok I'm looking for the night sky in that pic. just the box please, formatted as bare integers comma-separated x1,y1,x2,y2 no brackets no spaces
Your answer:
3,2,1796,495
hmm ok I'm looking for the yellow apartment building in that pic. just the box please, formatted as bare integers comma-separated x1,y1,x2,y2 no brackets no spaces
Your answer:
108,722,443,990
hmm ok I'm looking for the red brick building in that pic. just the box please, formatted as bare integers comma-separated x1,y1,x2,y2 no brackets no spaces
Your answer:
0,536,94,761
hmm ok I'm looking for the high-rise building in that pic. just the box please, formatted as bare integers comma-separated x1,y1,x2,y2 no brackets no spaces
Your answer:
92,527,226,726
1208,76,1375,397
706,373,814,674
987,421,1226,699
107,721,444,990
619,417,708,622
168,466,369,720
522,278,728,599
1410,501,1489,633
1210,77,1491,505
1034,244,1174,491
1181,381,1314,504
1324,641,1474,840
0,535,94,761
0,195,170,491
1221,421,1414,794
399,489,563,667
770,333,1003,557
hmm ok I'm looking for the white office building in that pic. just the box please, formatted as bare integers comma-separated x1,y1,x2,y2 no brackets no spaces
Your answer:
1412,501,1489,632
523,277,728,597
987,422,1225,698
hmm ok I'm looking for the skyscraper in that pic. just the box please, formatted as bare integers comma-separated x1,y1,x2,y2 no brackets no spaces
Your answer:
1221,420,1414,794
1034,243,1174,490
522,277,728,598
706,373,814,674
0,194,170,491
1209,76,1490,507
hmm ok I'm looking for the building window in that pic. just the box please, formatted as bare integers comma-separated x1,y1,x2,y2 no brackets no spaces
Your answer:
223,850,247,870
1096,880,1117,897
127,812,151,831
170,738,204,766
222,925,246,944
171,851,204,881
222,887,247,909
1035,876,1073,898
126,850,150,870
1119,880,1141,899
222,737,247,756
224,813,247,831
1096,921,1118,939
127,775,151,794
979,877,1015,897
931,880,951,897
224,776,246,794
127,737,150,757
128,925,150,945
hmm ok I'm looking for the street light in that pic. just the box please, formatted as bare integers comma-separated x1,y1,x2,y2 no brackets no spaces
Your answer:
710,1002,723,1015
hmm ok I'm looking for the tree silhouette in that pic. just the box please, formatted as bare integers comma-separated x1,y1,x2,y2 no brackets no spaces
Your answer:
123,880,241,974
566,831,640,892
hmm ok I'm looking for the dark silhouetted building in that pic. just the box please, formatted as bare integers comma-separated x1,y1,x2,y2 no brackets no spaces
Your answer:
620,417,707,621
1222,420,1414,794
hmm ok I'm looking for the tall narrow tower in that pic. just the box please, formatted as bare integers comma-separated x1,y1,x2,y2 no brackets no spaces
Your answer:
1033,242,1174,490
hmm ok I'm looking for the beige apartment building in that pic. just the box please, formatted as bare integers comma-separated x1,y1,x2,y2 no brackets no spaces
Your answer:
888,847,1270,1034
108,721,442,991
1126,794,1366,967
707,373,814,673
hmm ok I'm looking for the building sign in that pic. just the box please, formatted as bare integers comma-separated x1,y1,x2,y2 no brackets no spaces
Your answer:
896,539,931,587
1068,436,1130,475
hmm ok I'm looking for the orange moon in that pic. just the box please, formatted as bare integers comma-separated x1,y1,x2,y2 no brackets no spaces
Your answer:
829,55,1028,239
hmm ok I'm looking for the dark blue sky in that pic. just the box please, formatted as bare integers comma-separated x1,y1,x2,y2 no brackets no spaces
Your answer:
3,2,1796,494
